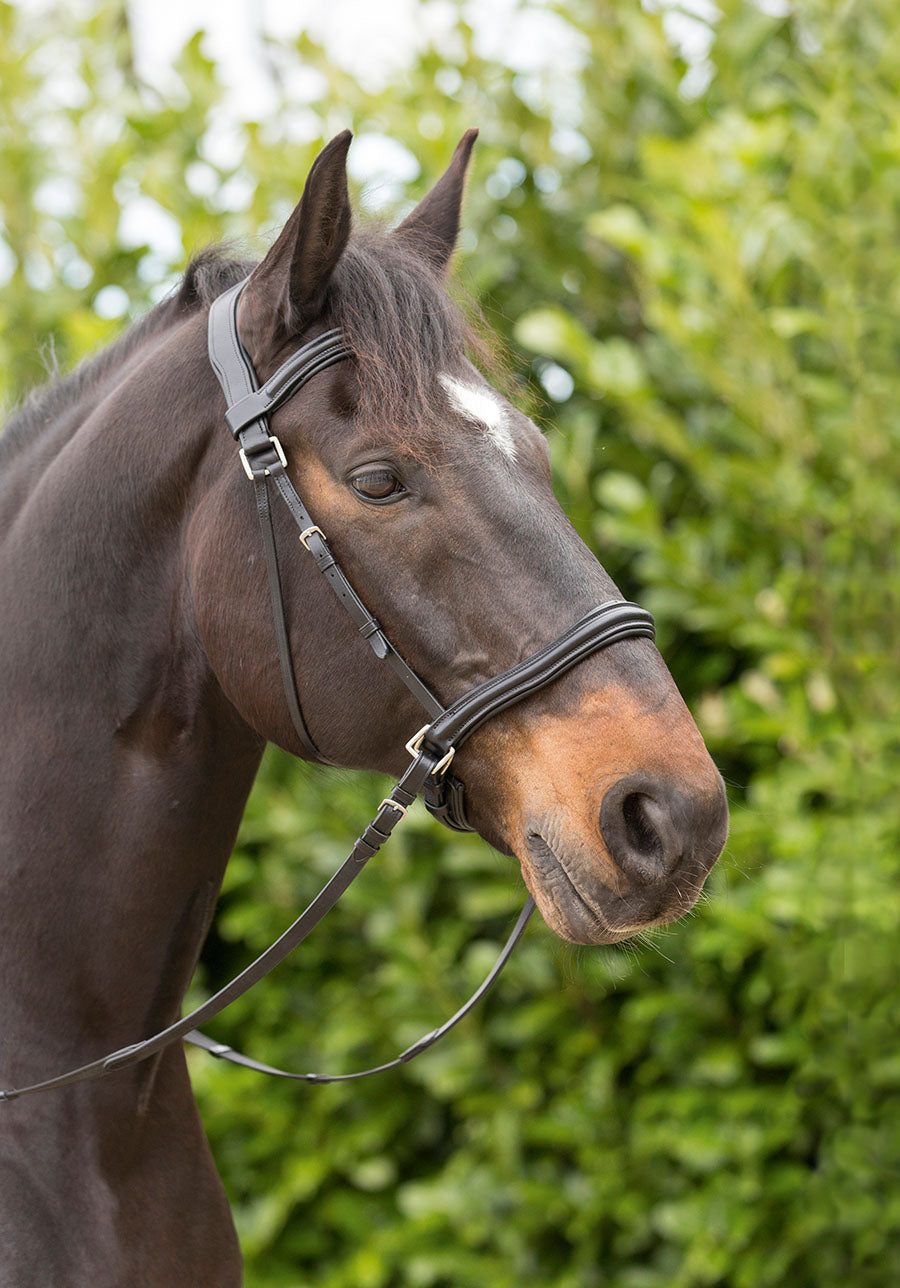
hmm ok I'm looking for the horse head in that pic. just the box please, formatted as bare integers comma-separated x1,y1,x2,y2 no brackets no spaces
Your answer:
190,130,728,946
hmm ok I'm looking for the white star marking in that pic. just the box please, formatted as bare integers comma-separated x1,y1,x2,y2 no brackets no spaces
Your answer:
439,372,518,461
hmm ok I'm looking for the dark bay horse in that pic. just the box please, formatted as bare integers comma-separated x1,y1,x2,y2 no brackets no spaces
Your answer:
0,131,727,1285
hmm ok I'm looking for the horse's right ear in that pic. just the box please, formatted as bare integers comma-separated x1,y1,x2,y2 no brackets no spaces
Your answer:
238,131,353,358
394,129,478,275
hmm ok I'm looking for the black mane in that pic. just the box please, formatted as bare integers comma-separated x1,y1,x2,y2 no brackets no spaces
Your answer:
1,224,488,465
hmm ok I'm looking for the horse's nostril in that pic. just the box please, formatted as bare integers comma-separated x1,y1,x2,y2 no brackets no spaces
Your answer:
621,791,665,867
599,774,688,886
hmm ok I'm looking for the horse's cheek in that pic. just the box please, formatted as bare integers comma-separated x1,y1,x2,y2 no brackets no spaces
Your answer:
187,511,278,736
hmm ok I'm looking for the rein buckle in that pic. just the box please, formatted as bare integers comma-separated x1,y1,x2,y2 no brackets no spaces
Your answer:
378,797,408,819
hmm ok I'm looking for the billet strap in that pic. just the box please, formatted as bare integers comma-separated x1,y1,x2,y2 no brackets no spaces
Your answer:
184,896,535,1084
0,756,438,1103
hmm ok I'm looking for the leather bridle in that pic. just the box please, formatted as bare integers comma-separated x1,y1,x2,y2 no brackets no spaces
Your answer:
0,280,655,1102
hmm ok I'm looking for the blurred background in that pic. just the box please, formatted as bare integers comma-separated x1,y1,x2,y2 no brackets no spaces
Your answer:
1,0,896,1284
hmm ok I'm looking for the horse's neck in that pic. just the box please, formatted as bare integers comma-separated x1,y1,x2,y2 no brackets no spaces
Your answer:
0,312,257,1282
0,312,264,1088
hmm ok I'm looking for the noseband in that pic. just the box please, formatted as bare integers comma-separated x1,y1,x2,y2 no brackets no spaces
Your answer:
0,281,655,1103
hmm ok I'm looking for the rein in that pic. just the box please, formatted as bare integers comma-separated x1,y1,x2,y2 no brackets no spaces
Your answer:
0,281,655,1103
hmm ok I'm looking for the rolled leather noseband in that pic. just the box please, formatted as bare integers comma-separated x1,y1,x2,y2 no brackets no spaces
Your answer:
422,600,655,829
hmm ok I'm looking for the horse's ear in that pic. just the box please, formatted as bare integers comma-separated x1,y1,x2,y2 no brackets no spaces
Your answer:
240,130,353,350
394,129,478,275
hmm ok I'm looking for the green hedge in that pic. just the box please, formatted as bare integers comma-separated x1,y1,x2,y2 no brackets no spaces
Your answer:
2,2,897,1284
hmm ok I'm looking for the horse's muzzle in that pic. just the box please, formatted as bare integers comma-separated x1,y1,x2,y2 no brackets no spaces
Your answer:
523,770,728,945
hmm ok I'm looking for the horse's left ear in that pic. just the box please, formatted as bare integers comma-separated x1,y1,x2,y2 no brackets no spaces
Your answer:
394,129,478,275
239,130,353,353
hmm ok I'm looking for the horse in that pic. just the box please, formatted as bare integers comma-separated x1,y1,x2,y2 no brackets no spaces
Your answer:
0,129,728,1285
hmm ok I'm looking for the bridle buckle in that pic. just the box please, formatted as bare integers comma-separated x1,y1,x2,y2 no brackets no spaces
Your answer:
405,725,455,777
239,435,287,481
405,724,429,758
432,747,456,776
298,525,325,551
378,797,408,819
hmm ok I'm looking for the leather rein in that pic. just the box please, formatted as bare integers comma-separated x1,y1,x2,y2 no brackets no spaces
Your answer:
0,280,655,1103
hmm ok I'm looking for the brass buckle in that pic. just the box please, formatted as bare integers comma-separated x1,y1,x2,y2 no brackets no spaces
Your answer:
298,525,325,550
379,797,408,819
239,435,287,481
405,725,455,777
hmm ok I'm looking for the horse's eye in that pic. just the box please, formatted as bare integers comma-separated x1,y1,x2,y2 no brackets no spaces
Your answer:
350,469,405,501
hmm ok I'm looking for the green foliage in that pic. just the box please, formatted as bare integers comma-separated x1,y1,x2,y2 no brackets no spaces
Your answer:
2,1,897,1284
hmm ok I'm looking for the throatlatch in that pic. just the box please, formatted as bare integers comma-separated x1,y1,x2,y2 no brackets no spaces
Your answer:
0,280,655,1103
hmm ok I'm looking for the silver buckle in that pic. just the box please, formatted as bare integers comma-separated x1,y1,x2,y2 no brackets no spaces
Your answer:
405,725,455,776
239,435,287,480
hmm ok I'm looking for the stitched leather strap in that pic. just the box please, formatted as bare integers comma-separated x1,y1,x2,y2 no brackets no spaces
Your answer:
426,602,656,755
209,281,445,752
224,331,354,437
419,603,654,829
0,757,438,1102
